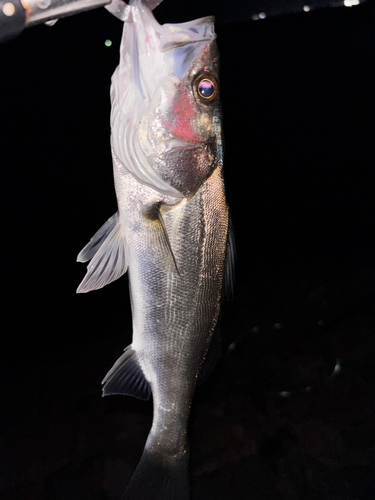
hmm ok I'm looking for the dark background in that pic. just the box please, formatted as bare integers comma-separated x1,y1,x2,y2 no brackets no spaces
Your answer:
1,1,375,499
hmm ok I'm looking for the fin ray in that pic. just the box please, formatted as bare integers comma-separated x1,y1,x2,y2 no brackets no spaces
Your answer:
102,346,151,400
197,321,221,386
223,212,236,301
157,210,180,276
76,213,128,293
77,213,118,263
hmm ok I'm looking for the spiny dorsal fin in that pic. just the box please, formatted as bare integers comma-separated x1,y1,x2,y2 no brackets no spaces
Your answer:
76,212,128,293
223,212,236,301
102,346,151,400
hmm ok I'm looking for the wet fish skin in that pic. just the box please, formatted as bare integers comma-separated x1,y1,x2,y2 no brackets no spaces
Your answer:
77,1,231,498
112,154,228,500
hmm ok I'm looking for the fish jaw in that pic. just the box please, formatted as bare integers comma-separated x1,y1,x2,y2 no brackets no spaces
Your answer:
110,0,222,198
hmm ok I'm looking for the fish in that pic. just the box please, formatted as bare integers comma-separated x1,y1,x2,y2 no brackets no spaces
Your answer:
76,1,234,498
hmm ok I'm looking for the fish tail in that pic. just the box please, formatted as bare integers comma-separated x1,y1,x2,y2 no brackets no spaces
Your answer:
123,449,190,500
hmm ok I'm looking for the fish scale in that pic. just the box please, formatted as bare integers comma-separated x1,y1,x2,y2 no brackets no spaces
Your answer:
77,1,233,498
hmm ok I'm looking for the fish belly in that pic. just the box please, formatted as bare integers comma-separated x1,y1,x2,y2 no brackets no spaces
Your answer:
114,152,228,445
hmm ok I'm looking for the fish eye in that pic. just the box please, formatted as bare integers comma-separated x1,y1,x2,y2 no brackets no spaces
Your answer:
198,79,214,99
195,74,219,103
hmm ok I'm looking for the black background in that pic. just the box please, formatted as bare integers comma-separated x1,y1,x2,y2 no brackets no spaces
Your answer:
1,1,375,499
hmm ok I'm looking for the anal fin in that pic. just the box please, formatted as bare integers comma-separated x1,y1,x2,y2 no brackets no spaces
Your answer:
102,346,151,400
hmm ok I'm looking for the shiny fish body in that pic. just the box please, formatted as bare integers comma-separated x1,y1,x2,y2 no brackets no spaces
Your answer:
77,1,232,498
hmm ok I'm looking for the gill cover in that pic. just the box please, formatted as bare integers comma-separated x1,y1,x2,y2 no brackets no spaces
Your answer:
110,0,216,197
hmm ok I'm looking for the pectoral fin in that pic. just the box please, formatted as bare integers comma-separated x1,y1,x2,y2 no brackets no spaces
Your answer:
76,212,128,293
143,205,180,276
156,211,180,276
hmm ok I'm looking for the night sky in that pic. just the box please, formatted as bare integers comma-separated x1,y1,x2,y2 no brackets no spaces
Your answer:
1,1,375,498
1,0,374,357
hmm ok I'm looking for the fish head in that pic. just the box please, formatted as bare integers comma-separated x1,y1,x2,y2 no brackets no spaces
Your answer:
110,0,222,199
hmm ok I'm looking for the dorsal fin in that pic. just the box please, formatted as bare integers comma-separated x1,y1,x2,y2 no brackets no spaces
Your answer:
76,212,128,293
223,212,236,301
197,322,222,386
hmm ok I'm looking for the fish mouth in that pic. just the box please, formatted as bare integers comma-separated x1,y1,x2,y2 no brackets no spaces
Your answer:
110,1,216,50
155,139,204,156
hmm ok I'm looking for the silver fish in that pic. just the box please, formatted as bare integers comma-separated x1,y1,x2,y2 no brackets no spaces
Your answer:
77,1,234,498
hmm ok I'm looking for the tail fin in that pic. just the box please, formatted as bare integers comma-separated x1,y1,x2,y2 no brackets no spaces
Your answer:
123,450,189,500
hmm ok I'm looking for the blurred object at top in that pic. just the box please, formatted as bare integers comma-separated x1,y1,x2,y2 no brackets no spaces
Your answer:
0,0,368,42
154,0,367,24
222,0,366,22
0,0,162,41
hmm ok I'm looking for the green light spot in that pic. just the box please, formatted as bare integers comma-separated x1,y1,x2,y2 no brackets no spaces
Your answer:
104,39,112,47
